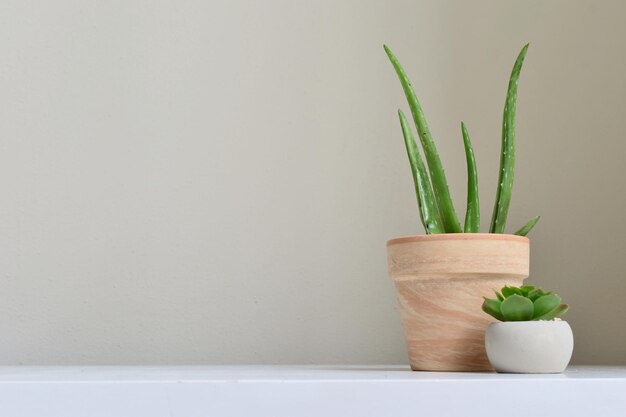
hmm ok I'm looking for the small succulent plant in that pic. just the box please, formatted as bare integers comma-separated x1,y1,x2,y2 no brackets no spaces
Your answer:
385,44,539,235
482,285,569,322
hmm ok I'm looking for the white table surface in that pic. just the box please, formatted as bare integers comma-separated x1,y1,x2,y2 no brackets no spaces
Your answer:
0,365,624,417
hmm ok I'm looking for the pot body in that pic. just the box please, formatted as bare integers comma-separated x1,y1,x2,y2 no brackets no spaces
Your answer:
387,233,529,371
485,321,573,373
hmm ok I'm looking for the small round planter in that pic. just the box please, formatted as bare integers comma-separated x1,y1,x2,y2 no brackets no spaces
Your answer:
485,321,574,373
387,233,529,371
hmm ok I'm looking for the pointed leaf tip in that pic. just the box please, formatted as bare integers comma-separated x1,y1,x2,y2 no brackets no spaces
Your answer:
514,216,540,236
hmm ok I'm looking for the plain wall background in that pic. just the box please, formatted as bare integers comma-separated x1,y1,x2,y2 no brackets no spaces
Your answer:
0,0,624,365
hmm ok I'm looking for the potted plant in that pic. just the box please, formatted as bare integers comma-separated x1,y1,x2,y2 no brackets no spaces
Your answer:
482,285,573,373
385,43,540,371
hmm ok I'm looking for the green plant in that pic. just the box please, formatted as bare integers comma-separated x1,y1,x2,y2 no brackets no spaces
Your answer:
482,285,569,322
385,44,539,235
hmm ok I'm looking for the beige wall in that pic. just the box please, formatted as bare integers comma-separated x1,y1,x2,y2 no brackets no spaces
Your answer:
0,0,624,365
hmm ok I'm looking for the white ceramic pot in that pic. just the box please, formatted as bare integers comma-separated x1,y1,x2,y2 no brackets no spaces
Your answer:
485,321,574,373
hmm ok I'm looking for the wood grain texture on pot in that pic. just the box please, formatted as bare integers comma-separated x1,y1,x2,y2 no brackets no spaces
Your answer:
387,234,529,371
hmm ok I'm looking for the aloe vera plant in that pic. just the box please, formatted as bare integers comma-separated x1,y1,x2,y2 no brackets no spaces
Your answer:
385,44,539,235
482,285,569,322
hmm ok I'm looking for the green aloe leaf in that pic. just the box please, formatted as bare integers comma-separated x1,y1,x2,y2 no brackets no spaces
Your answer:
534,304,569,321
384,45,462,233
398,110,445,234
514,216,541,236
461,122,480,233
494,290,504,302
490,44,529,234
532,294,562,319
500,294,534,321
502,286,523,298
482,298,504,321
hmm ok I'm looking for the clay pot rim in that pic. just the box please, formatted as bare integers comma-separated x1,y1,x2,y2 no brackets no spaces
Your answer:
387,233,529,247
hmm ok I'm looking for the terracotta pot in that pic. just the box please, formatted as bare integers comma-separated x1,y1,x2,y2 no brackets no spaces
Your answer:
387,233,529,371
